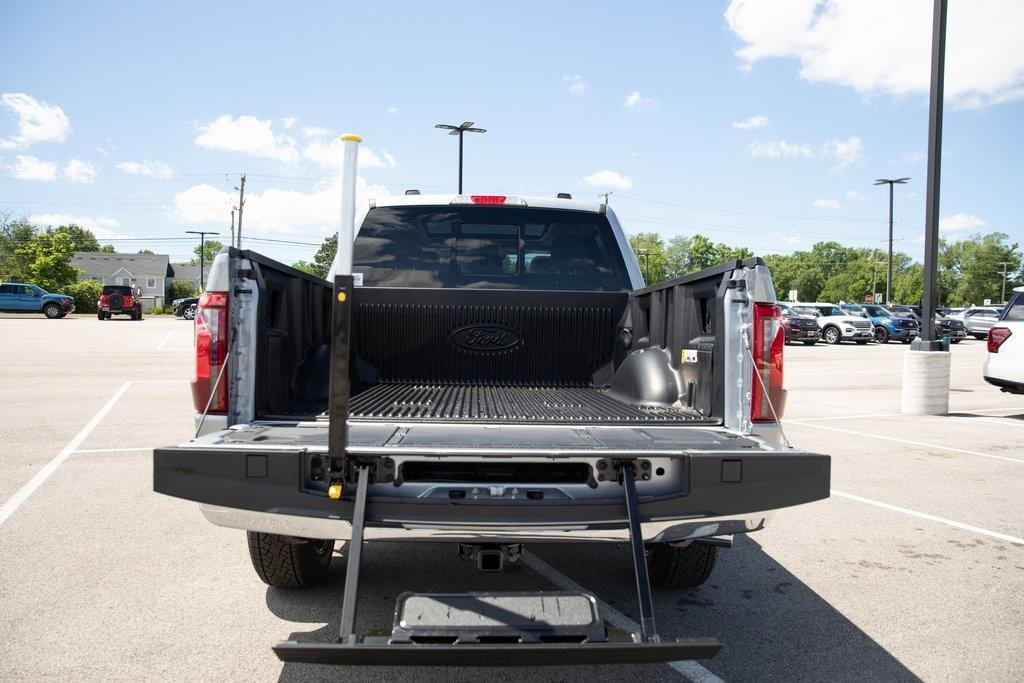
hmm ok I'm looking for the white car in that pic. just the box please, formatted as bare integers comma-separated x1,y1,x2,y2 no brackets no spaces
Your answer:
983,287,1024,394
790,303,874,345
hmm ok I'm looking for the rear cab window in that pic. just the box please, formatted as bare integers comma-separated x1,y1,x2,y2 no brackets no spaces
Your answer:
353,205,631,291
1002,293,1024,322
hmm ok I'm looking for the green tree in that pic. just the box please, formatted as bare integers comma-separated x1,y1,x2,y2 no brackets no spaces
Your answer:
313,234,338,278
99,244,116,253
291,260,320,276
61,280,103,313
1,214,37,281
628,232,668,283
168,279,200,300
15,231,79,291
191,240,225,266
137,249,156,255
47,224,101,252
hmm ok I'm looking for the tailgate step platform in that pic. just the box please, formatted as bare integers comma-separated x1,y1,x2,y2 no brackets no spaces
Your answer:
391,591,605,645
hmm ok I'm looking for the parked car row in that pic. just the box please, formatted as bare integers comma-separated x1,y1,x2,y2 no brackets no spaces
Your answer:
778,301,982,346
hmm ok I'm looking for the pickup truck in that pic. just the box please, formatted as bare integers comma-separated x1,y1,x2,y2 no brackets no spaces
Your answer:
153,187,830,665
0,282,75,318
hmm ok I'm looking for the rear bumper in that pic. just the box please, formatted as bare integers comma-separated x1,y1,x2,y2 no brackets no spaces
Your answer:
984,375,1024,394
785,327,820,341
154,446,830,540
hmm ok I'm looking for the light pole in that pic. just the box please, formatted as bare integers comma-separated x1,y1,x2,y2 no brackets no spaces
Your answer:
186,230,219,290
435,121,486,193
874,177,910,304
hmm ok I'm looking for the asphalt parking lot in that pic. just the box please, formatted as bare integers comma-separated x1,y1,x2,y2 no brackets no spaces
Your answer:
0,314,1021,681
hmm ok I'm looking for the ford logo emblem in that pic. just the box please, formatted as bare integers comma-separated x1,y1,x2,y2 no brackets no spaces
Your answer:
449,323,523,353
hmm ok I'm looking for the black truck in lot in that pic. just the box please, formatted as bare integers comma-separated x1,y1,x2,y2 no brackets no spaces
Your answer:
153,193,830,666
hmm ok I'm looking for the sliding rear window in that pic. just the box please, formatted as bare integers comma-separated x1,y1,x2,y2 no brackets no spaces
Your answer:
353,206,630,291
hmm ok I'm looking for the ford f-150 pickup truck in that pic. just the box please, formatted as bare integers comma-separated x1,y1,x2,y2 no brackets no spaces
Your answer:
153,139,829,667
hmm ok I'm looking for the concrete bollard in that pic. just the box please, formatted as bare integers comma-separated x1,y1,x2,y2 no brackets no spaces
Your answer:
901,350,951,415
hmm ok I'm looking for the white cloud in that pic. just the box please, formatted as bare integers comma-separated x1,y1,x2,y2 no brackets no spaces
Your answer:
302,136,398,171
844,189,866,201
27,213,121,238
280,116,297,129
117,159,175,179
0,93,70,149
731,115,769,130
813,198,841,209
581,169,634,189
174,176,390,233
822,135,864,170
746,139,813,158
768,230,805,246
386,106,399,117
302,125,332,139
64,158,97,184
893,149,924,165
939,212,987,232
10,154,57,180
562,74,589,95
725,0,1024,109
624,91,658,110
194,114,299,164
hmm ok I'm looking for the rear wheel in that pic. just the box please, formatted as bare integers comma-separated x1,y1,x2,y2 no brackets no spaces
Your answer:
646,542,718,589
823,325,842,344
973,333,986,340
873,326,889,344
97,312,104,321
183,305,197,320
247,532,334,588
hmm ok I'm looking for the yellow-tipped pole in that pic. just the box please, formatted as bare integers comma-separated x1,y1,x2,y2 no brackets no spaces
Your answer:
333,133,362,277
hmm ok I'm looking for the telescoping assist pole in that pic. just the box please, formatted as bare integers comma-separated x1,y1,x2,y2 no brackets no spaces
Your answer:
327,133,362,476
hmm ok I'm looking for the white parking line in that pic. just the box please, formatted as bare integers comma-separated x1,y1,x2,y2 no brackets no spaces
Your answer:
788,365,975,376
833,490,1024,546
786,421,1024,464
156,330,176,350
0,381,133,528
522,551,724,683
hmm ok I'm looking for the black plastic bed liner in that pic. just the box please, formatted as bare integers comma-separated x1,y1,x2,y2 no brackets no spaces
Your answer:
346,383,707,424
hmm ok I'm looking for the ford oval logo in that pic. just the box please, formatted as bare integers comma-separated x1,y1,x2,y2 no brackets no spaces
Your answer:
449,323,522,353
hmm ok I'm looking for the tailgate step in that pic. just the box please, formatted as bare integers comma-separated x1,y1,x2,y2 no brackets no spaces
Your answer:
392,591,605,644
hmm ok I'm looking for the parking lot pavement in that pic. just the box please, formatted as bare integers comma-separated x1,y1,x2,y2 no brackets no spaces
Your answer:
0,317,1021,681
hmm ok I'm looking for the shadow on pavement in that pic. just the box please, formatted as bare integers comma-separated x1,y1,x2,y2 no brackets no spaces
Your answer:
948,411,1024,421
267,536,919,682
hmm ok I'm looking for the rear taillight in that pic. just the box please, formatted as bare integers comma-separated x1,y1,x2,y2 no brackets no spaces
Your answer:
988,327,1012,353
751,302,785,423
191,291,229,414
123,295,134,306
99,294,108,305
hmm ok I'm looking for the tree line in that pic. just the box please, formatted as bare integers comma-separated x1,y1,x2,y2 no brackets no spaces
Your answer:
628,231,1023,306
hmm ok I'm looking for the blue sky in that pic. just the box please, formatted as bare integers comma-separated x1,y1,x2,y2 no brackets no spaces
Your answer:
1,0,1021,264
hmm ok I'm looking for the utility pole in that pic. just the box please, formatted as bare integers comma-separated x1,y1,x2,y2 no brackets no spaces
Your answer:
998,261,1011,303
599,192,612,205
235,175,246,248
186,230,219,290
434,122,486,193
230,209,236,249
874,177,910,304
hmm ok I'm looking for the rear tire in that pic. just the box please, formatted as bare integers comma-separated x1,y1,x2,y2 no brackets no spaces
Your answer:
183,305,196,320
823,325,842,344
247,532,334,588
646,542,718,589
873,326,889,344
973,333,986,340
97,312,104,321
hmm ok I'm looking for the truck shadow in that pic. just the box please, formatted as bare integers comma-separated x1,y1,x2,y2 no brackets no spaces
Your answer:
267,536,919,682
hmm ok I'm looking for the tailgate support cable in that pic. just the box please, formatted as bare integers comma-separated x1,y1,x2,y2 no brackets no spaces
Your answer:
621,463,659,643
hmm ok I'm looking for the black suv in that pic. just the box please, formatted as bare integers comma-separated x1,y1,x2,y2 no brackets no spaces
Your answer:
98,285,143,320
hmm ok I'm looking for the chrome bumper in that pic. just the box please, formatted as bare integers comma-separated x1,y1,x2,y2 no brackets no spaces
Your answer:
200,503,770,544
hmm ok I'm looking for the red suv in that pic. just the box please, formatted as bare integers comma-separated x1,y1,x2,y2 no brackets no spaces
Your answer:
98,285,144,320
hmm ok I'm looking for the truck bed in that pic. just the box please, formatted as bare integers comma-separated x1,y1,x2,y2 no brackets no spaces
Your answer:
347,383,708,424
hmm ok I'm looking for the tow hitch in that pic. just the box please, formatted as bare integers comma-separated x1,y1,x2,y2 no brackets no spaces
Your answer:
460,542,523,572
272,461,722,666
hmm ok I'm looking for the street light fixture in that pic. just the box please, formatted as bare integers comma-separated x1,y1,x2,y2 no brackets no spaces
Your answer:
874,177,910,305
435,121,486,193
185,230,219,290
